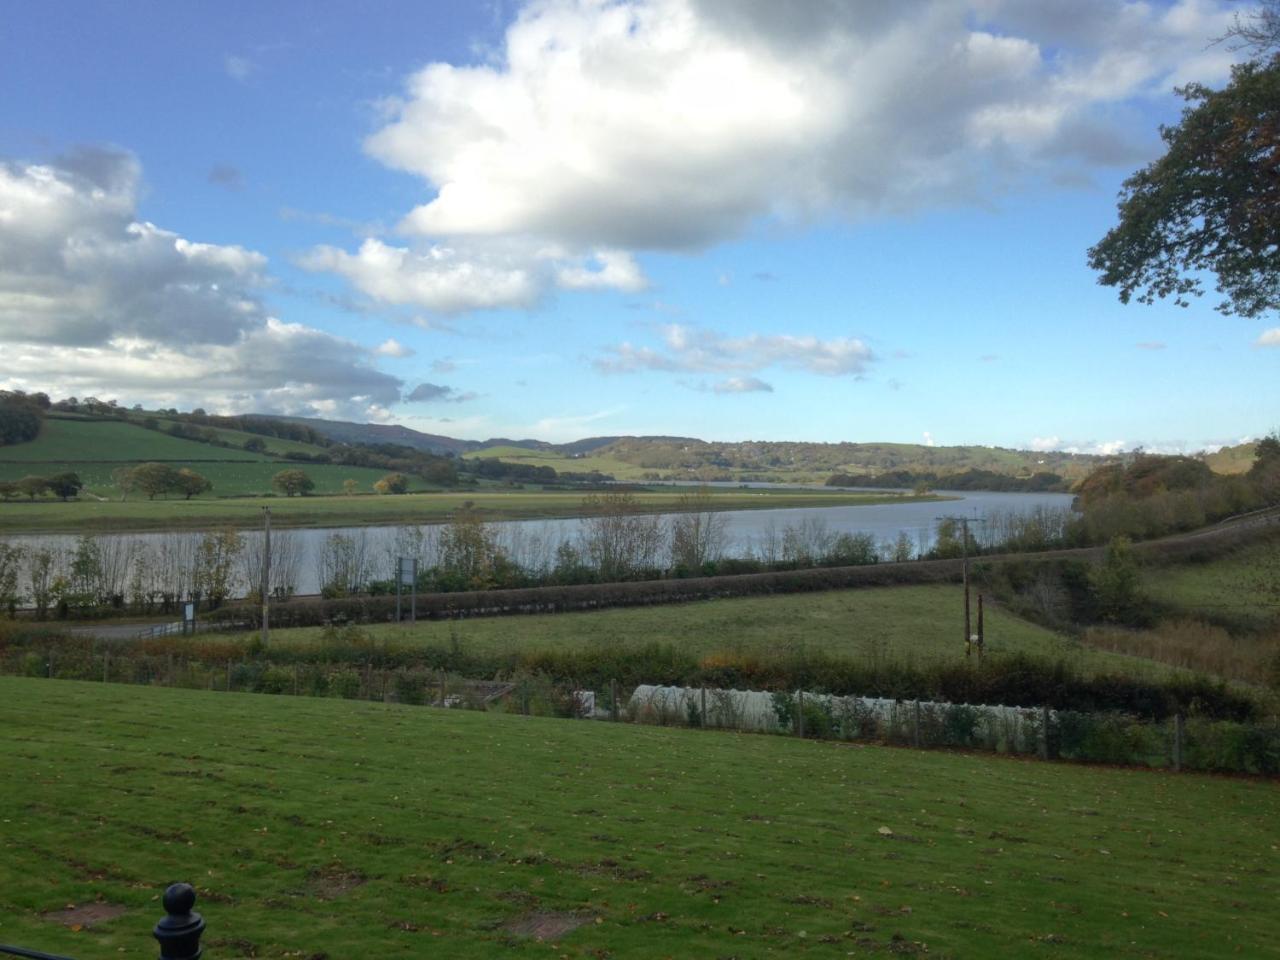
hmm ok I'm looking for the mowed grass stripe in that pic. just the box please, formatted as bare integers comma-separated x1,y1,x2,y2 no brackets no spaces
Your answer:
0,678,1275,959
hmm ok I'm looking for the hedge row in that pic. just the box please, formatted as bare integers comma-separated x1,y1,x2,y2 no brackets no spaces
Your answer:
2,624,1257,722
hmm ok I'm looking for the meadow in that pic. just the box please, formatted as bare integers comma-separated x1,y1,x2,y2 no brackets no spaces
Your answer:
0,487,931,533
0,416,266,464
465,443,648,479
263,583,1174,680
1,677,1275,959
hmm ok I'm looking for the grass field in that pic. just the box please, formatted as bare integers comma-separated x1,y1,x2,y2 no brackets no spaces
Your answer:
1,678,1275,959
465,444,648,479
265,583,1172,679
152,418,333,459
0,487,934,534
1143,537,1280,632
0,459,428,500
0,417,265,465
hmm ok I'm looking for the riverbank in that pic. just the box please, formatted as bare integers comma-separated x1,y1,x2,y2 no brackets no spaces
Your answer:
0,486,946,535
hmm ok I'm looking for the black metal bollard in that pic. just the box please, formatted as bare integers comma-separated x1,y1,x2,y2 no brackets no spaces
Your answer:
153,883,205,960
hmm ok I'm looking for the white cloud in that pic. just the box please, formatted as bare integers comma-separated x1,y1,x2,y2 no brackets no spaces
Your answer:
596,323,873,377
299,238,541,313
1030,436,1061,452
374,337,415,358
366,0,1237,250
555,249,647,292
311,0,1240,317
1255,328,1280,347
922,431,936,448
0,149,401,418
713,376,773,394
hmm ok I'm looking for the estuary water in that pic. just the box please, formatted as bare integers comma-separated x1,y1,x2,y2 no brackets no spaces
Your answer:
4,489,1073,599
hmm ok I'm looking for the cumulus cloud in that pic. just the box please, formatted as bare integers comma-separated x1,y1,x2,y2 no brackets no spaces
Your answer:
370,0,1234,245
0,149,401,418
309,0,1237,317
299,238,541,313
596,323,873,377
374,338,415,358
555,250,647,292
406,381,477,403
1030,436,1129,455
1255,328,1280,347
713,376,773,394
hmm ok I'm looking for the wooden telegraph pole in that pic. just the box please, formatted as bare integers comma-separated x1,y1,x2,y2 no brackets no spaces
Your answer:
936,514,986,657
261,506,271,647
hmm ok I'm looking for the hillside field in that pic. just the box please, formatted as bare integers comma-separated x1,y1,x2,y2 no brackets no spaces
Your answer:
0,678,1275,959
0,416,266,464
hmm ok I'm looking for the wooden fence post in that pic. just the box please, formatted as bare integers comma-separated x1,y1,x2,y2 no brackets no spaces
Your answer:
611,679,619,721
796,690,804,738
103,644,110,684
1173,714,1184,773
1040,705,1051,760
701,687,708,729
912,700,921,748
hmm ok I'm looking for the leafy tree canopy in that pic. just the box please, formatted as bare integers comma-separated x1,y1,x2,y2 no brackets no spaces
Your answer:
272,468,315,497
1088,54,1280,318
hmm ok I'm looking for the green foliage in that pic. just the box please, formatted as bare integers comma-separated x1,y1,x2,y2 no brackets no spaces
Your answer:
0,391,45,446
373,471,410,495
1092,536,1147,625
1088,56,1280,318
272,468,315,497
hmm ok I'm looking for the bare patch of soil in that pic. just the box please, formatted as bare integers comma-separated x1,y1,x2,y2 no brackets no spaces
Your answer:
45,902,128,929
502,910,594,940
307,865,368,900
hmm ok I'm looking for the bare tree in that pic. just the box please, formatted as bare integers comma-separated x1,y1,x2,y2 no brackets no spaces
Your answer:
578,490,664,581
318,531,371,596
669,486,728,571
1218,0,1280,57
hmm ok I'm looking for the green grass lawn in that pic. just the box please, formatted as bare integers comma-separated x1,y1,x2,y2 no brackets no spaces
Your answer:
154,418,334,459
0,678,1275,959
0,417,266,464
0,487,935,534
265,584,1172,679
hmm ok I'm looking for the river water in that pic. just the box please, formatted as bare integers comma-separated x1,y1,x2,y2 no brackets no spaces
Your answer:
4,489,1073,598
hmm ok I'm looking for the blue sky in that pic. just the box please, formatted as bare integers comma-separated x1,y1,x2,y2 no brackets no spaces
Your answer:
1,0,1275,451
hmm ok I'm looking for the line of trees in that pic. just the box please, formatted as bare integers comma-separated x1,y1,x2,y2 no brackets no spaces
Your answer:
0,472,83,502
114,463,212,500
0,529,302,618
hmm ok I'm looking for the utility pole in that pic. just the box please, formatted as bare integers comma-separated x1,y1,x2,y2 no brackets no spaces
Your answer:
935,514,986,657
261,506,271,647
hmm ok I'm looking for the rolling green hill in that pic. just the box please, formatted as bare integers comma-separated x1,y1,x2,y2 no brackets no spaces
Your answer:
0,415,424,499
0,416,266,463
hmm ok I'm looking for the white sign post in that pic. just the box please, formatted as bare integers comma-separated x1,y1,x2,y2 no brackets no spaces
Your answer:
396,557,418,623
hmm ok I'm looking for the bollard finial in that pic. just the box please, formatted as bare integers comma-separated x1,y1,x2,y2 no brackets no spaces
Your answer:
154,882,205,960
